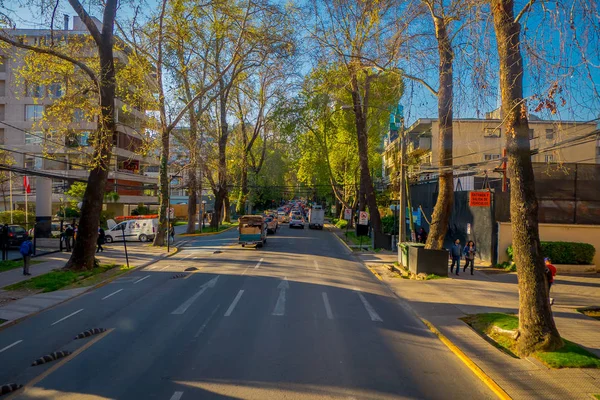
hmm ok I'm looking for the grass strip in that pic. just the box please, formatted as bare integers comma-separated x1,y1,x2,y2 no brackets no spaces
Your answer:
0,318,6,325
0,260,42,273
181,222,235,235
577,307,600,321
462,312,600,368
4,263,129,293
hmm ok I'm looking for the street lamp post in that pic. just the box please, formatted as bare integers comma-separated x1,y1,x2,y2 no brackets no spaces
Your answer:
201,200,207,232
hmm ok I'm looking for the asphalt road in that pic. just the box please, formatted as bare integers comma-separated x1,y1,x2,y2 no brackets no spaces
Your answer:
0,224,493,399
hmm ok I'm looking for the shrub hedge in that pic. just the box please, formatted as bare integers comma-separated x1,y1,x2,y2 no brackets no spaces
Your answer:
335,219,348,229
507,241,595,265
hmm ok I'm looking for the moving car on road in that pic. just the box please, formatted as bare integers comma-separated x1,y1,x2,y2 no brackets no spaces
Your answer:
277,210,289,224
289,214,305,229
265,216,278,234
239,215,267,248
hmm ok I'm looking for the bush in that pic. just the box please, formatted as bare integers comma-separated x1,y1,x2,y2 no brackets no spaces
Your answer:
131,205,151,216
0,210,36,225
507,241,596,265
56,207,80,218
335,219,348,229
381,215,398,235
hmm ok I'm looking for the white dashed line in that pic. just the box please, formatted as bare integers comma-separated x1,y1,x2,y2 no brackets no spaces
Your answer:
254,258,264,269
133,275,150,284
357,292,383,322
169,391,184,400
224,290,244,316
322,292,333,319
51,309,84,326
171,276,219,315
0,340,23,353
314,260,319,270
101,289,123,300
159,265,170,271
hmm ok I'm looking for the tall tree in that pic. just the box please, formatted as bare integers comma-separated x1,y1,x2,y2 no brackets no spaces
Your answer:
491,0,562,355
1,0,119,270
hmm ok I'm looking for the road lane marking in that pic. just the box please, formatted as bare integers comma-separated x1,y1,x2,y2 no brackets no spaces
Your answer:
224,290,244,316
169,391,184,400
254,258,264,269
171,276,220,315
182,253,193,259
50,309,84,326
195,305,220,338
356,292,383,322
147,265,158,270
159,265,170,271
183,267,203,280
0,340,22,353
18,329,114,396
322,292,333,319
134,275,150,284
314,260,319,270
272,277,289,316
101,289,123,300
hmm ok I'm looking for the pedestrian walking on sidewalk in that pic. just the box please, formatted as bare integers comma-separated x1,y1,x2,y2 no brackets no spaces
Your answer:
463,240,476,275
20,235,33,276
449,239,462,276
169,223,175,243
417,228,428,244
97,227,106,253
64,224,74,251
545,257,557,305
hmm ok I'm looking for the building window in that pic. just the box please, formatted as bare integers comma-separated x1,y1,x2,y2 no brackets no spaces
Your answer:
48,82,63,98
529,129,534,139
484,154,501,161
596,147,600,156
0,128,4,144
26,83,45,98
25,132,43,145
25,105,44,121
73,108,85,122
0,104,4,120
545,154,554,163
0,80,5,97
0,56,6,73
484,127,501,138
545,128,554,140
25,155,43,170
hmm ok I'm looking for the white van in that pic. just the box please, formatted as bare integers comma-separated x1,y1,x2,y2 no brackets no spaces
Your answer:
105,219,158,242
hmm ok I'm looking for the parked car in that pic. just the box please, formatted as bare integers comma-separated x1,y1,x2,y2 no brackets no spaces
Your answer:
289,215,305,229
265,216,278,234
5,225,28,247
104,219,158,242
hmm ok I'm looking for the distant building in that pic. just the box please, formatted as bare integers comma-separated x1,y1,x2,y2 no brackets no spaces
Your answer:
382,112,599,195
0,16,158,217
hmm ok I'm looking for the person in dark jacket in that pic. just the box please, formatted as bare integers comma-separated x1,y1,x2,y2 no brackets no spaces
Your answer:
64,224,74,251
97,227,106,253
417,228,428,244
463,240,476,275
20,235,33,276
449,239,462,276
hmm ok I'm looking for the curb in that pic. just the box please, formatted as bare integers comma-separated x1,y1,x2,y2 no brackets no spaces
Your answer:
331,231,512,400
420,318,512,400
0,247,177,333
325,224,354,253
178,226,236,237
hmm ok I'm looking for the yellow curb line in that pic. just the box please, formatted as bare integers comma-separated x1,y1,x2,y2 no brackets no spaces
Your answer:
7,328,115,399
420,318,512,400
367,266,383,281
325,224,354,253
179,226,236,237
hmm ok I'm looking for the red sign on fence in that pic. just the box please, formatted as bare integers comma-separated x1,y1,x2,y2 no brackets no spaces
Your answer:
469,191,491,207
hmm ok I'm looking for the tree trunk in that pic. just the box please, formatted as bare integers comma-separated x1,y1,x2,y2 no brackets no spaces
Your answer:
186,168,197,234
425,16,454,250
350,74,382,236
491,0,562,355
210,189,224,229
236,150,248,216
65,0,117,270
223,195,231,223
153,126,170,246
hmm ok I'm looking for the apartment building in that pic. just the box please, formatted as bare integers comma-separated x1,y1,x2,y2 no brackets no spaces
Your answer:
382,111,599,192
0,16,158,217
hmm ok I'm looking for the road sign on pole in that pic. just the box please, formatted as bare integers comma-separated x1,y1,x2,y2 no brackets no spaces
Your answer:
358,211,368,225
344,208,352,220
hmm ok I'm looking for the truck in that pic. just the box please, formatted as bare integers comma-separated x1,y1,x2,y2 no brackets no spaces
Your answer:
105,218,158,242
238,215,267,248
308,205,325,230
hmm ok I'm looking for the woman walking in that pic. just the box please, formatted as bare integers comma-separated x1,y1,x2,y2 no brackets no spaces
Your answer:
463,240,476,275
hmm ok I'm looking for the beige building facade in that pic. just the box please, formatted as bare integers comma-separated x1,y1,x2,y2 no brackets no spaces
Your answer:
0,18,158,217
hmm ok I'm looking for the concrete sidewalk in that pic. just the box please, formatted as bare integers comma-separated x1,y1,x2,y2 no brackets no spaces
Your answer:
369,261,600,399
0,240,182,324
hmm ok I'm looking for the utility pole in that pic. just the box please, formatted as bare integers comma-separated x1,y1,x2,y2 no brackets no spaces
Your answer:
396,104,406,243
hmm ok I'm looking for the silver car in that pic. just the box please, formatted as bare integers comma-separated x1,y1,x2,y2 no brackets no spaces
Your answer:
289,215,305,229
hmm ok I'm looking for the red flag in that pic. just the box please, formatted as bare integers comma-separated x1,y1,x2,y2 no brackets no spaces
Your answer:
23,176,31,194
